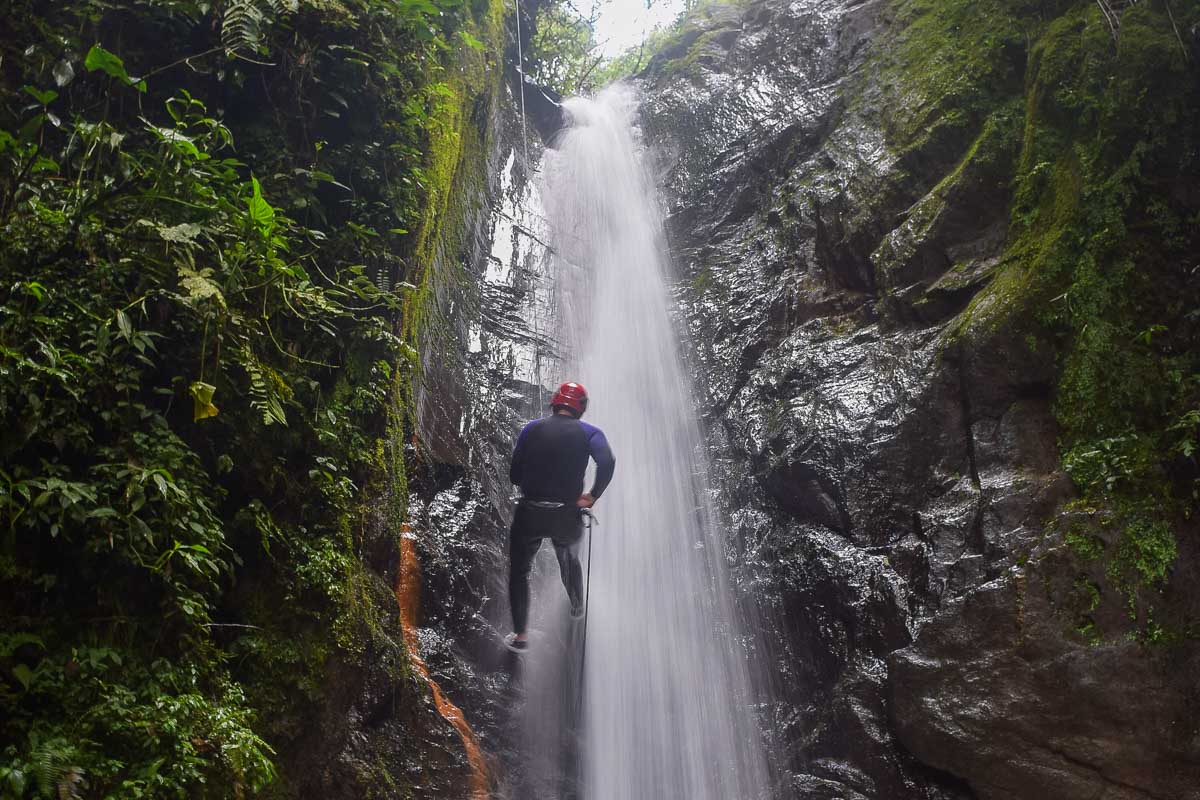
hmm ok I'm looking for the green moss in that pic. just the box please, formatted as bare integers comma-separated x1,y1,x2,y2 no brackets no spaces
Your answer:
903,0,1200,640
1076,619,1100,643
1066,527,1104,562
236,0,506,780
638,0,751,80
1071,576,1102,644
1109,516,1177,600
869,0,1030,154
876,103,1021,295
401,0,504,361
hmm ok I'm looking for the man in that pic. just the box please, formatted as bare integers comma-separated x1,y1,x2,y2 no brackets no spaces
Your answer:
505,381,616,653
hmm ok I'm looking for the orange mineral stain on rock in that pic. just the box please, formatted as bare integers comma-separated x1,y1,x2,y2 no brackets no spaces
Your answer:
395,525,490,799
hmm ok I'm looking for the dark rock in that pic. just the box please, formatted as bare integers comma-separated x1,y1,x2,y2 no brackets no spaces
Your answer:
890,557,1200,800
515,75,566,145
632,0,1200,797
762,460,850,533
411,2,1200,798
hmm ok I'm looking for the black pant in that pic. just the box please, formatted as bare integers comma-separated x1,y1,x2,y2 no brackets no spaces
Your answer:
508,504,584,634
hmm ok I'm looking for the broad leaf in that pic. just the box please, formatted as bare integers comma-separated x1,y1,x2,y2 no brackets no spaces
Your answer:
190,381,219,422
179,266,226,308
84,44,146,92
11,664,33,691
145,122,202,158
247,177,276,236
22,86,57,105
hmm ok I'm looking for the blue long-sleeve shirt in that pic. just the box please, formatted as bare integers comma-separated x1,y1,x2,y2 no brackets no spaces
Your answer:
509,414,616,502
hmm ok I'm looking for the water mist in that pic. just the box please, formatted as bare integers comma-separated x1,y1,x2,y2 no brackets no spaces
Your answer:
533,84,772,800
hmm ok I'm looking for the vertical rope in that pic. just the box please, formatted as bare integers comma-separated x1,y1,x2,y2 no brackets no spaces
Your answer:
576,509,595,719
512,0,544,411
512,0,531,172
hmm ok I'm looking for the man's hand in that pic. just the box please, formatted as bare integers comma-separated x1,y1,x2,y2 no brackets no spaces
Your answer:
576,493,595,509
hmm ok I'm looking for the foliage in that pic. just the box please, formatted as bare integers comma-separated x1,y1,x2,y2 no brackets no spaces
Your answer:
1014,4,1199,629
892,1,1200,637
528,0,603,94
0,0,498,795
525,0,718,94
1,643,276,799
589,24,680,86
222,0,299,57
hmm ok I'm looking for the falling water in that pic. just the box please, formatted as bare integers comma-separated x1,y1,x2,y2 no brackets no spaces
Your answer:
537,84,772,800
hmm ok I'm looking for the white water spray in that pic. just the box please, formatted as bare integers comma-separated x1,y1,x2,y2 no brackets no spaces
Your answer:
539,84,771,800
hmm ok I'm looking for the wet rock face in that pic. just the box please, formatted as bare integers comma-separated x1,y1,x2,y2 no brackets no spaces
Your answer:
889,556,1200,800
638,0,1200,797
403,54,560,791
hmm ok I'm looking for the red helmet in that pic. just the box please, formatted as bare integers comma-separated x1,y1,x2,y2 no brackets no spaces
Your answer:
550,382,588,417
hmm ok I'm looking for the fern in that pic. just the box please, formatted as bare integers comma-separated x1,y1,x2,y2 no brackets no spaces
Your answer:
241,348,291,426
30,738,84,800
221,0,299,57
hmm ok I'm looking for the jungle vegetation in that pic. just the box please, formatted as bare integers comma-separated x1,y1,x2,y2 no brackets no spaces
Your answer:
2,0,1198,797
1,0,500,796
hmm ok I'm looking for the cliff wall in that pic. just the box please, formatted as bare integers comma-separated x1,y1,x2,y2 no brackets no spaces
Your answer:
638,1,1200,797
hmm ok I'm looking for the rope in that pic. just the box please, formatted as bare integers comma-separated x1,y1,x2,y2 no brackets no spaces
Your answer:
512,0,531,172
576,508,596,720
512,0,545,411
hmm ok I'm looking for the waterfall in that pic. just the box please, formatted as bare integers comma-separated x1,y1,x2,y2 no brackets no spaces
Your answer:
533,83,772,800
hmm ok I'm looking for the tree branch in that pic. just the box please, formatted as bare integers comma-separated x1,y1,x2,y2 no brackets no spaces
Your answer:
1162,0,1190,62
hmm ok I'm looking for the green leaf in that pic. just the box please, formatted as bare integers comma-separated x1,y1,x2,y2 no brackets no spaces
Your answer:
190,381,220,422
84,44,125,78
178,266,226,309
458,30,486,51
22,86,57,105
247,177,276,236
399,0,439,17
17,113,45,142
0,634,45,659
3,766,26,794
116,309,132,339
11,664,33,691
84,44,145,92
146,123,201,158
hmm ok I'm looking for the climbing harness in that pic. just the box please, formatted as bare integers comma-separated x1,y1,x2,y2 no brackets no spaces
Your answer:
522,498,566,510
